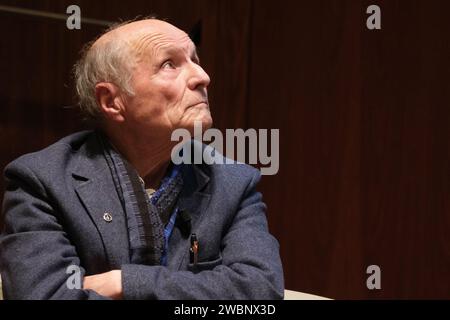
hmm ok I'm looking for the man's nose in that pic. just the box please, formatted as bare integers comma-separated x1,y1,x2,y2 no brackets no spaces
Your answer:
187,62,211,90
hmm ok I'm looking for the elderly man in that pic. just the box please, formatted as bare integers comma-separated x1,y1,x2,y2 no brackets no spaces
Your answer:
0,18,284,300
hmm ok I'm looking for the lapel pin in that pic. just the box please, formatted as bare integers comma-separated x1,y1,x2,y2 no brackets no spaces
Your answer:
103,212,113,222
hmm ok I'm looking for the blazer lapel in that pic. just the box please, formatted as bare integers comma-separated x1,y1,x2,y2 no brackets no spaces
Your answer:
168,162,212,270
72,133,130,268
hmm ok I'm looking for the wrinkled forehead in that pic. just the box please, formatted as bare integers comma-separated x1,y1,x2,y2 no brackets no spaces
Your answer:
130,27,196,61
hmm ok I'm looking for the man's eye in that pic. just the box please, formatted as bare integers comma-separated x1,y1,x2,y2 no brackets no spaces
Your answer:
161,60,175,69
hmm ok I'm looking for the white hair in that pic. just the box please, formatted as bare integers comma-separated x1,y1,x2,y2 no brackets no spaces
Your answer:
73,17,158,122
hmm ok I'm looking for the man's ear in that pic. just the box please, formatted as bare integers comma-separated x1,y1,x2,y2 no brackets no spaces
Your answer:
95,82,126,122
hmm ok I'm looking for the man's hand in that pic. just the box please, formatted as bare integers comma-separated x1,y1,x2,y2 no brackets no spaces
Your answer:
83,270,123,299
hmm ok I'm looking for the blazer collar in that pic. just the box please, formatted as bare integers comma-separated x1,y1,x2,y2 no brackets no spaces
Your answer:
72,132,210,196
71,132,130,268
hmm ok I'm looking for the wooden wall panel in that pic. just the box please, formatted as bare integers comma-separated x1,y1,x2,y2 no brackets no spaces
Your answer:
248,0,366,299
359,0,450,298
248,0,450,298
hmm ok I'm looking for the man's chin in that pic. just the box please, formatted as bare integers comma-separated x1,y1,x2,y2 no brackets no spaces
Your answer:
200,115,213,130
193,109,213,127
181,116,213,136
196,117,213,130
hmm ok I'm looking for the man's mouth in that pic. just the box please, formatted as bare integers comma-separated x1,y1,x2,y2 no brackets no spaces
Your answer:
188,101,209,108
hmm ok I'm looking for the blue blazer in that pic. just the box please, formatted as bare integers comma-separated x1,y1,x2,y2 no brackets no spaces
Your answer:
0,131,284,299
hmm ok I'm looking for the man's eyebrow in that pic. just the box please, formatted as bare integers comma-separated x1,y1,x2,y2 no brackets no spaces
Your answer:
192,48,200,62
157,45,200,61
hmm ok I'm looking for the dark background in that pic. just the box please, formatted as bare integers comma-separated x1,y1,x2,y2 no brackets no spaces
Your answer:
1,0,449,299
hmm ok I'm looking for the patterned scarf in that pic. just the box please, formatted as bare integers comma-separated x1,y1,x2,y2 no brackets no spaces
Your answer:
97,132,183,265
